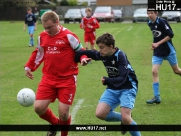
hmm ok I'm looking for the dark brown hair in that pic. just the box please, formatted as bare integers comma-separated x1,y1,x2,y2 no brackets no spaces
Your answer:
147,8,158,14
96,33,115,47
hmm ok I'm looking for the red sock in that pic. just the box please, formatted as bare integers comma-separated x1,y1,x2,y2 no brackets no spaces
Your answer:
39,108,59,125
59,116,71,136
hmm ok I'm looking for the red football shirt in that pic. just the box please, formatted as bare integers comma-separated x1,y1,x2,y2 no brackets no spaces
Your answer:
25,26,84,79
80,16,100,33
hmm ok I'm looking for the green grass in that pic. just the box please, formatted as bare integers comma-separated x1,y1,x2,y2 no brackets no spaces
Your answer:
0,21,181,136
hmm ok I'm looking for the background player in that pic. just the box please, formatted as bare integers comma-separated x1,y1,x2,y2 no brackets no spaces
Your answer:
146,10,181,104
80,7,100,50
24,11,87,136
23,7,37,47
75,33,141,136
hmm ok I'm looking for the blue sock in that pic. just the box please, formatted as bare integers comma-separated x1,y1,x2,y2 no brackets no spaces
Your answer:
105,111,122,122
29,38,32,45
129,121,141,136
31,37,34,46
152,82,160,98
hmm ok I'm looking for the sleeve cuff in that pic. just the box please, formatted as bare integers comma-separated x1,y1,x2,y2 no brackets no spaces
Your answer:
25,67,31,71
80,55,88,62
103,77,108,85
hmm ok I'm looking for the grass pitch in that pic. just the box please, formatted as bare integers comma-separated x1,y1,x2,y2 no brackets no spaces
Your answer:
0,21,181,136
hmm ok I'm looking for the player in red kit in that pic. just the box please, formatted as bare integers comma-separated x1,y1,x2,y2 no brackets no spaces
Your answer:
80,7,100,50
24,11,88,136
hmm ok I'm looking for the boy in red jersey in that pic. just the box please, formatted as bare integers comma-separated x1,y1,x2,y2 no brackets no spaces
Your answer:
24,11,88,136
80,7,100,50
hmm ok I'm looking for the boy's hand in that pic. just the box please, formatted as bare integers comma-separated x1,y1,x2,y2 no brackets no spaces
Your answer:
151,43,159,50
87,24,92,29
101,77,105,85
25,70,34,80
81,58,92,66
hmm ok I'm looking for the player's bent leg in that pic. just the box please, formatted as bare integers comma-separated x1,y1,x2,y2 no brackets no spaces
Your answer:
58,102,71,136
166,53,181,75
96,89,121,121
57,84,76,136
34,100,59,124
120,107,131,134
171,64,181,75
120,88,141,136
58,102,71,121
34,99,51,115
121,107,141,136
96,102,122,122
121,107,132,125
95,102,110,120
34,100,60,136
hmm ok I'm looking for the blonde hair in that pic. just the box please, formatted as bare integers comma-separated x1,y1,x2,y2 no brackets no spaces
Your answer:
41,11,59,23
85,7,92,13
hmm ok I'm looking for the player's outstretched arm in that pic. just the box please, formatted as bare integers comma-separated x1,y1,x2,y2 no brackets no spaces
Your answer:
75,50,101,63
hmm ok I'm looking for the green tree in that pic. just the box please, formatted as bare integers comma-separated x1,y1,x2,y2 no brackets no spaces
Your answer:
60,0,69,6
68,0,78,6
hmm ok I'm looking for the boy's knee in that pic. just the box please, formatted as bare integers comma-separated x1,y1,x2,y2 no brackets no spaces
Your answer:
34,105,46,115
95,110,107,120
152,69,158,76
122,115,132,125
173,69,181,74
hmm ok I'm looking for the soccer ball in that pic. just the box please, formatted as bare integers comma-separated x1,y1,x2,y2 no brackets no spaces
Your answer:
17,88,35,107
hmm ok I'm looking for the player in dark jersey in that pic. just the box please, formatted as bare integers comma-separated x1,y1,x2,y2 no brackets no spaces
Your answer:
146,10,181,104
75,33,141,136
23,7,37,47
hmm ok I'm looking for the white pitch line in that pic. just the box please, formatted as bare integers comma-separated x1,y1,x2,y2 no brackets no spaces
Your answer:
127,26,133,31
71,99,84,124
